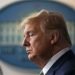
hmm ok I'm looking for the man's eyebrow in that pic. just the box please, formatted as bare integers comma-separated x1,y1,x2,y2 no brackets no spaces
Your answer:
26,31,33,34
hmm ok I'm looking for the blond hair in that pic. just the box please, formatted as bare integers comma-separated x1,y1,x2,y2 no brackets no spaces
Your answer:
20,9,71,45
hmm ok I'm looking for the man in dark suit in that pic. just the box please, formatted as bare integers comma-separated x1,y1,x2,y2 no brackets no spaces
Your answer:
0,66,3,75
21,9,75,75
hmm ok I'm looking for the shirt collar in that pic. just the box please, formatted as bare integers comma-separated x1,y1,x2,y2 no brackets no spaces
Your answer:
42,47,70,75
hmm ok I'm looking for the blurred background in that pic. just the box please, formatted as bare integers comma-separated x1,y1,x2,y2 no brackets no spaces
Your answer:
0,0,75,75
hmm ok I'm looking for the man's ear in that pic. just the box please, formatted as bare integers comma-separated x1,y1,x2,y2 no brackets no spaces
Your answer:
49,30,59,45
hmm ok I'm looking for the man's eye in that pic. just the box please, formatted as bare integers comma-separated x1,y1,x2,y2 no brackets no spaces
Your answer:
29,32,34,36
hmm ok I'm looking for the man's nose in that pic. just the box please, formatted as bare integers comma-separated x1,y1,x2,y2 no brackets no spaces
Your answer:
22,37,30,46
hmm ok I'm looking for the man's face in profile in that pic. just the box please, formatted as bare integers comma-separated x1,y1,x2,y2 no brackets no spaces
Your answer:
23,23,51,61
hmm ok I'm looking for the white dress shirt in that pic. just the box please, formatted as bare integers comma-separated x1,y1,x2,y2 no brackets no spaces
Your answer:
42,47,70,75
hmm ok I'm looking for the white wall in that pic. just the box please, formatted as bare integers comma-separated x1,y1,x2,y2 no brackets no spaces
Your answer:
56,0,75,9
0,60,39,75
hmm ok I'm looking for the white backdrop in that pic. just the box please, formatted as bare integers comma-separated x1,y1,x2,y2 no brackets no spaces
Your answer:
0,60,39,75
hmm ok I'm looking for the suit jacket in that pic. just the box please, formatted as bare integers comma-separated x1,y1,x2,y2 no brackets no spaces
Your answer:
0,67,3,75
46,50,75,75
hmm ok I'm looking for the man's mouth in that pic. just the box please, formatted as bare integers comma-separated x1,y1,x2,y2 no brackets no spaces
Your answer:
26,50,32,54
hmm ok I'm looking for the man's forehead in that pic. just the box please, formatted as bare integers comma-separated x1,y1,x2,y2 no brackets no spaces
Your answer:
24,24,35,30
23,24,39,33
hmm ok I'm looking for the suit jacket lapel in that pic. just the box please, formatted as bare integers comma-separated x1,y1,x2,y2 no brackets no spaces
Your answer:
46,50,74,75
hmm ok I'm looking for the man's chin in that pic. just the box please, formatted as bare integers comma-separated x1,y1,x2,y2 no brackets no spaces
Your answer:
28,55,33,60
28,55,36,61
